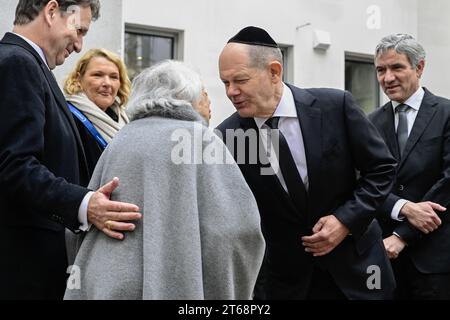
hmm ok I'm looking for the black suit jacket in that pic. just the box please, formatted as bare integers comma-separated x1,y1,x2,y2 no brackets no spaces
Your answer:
0,33,90,298
217,85,397,299
368,88,450,273
73,116,104,182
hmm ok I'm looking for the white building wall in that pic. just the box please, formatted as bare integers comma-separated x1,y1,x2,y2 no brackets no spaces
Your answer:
1,1,449,127
124,0,428,126
294,0,418,86
418,0,450,98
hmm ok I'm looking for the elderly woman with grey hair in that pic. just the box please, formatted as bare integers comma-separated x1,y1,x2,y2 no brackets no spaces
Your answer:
64,60,265,300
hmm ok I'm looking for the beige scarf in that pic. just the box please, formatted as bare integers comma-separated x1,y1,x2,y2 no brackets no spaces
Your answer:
66,92,129,143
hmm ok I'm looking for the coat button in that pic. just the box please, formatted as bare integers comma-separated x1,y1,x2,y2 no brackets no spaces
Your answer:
399,185,404,191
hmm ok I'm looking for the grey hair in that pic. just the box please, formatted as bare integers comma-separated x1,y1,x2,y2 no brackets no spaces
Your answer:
14,0,100,25
375,34,426,68
246,44,283,70
127,60,204,122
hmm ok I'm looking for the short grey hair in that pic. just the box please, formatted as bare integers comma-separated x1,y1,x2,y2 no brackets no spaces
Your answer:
127,60,203,121
14,0,100,25
246,44,283,70
375,34,426,68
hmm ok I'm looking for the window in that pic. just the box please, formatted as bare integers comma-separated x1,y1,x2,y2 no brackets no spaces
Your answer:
124,24,183,80
279,45,294,83
345,53,380,114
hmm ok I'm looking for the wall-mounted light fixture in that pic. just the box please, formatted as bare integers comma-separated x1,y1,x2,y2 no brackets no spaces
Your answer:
313,29,331,51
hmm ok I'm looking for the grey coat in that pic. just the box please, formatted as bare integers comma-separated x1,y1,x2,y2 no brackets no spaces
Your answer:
64,104,265,300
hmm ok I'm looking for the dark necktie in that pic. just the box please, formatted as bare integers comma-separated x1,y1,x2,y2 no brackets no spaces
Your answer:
265,117,307,212
396,104,410,157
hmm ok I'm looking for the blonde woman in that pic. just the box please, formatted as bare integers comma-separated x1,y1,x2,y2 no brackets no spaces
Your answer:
64,48,131,179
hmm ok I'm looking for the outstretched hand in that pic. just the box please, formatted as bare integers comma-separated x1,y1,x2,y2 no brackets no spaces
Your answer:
87,177,141,240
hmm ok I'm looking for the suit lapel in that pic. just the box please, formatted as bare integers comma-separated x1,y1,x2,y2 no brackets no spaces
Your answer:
288,85,321,199
399,90,438,169
379,102,400,160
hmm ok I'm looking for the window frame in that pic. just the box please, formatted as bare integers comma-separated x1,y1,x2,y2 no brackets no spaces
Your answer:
345,52,380,113
124,23,184,78
279,44,294,83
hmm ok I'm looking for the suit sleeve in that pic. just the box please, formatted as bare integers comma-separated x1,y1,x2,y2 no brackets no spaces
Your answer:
0,54,88,229
366,111,402,220
394,109,450,244
418,114,450,206
333,91,397,238
378,194,402,216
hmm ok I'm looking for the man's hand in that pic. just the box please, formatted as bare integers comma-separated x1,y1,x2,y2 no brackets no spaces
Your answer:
302,215,350,257
401,201,445,234
383,235,406,259
87,177,141,240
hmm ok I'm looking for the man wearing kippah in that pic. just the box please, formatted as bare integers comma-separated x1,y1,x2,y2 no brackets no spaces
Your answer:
368,34,450,299
217,26,397,299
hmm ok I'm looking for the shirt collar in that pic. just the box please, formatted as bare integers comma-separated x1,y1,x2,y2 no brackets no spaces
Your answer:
391,87,425,112
254,83,297,129
12,32,50,70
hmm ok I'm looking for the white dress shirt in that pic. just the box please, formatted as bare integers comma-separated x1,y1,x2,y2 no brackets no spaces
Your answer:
254,83,309,193
13,32,91,231
390,87,425,221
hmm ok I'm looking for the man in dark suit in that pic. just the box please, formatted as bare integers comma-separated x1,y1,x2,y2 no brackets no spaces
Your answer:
0,0,141,300
216,26,397,299
368,34,450,299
